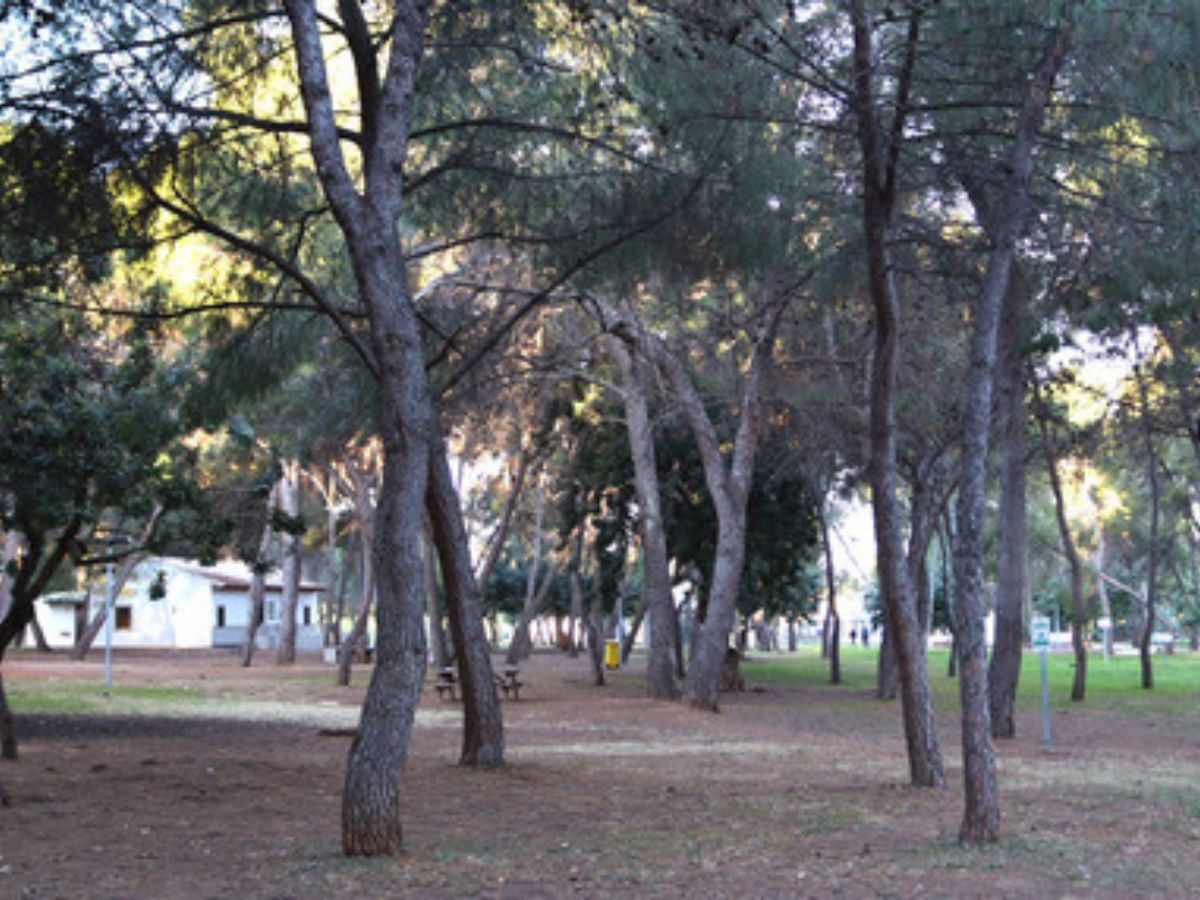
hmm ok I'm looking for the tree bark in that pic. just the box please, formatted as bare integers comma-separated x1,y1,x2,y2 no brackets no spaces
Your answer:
987,266,1029,740
277,460,302,665
242,483,280,668
505,560,559,665
1038,388,1088,703
287,0,436,855
74,507,164,661
1130,356,1160,689
603,288,788,711
423,521,447,671
950,16,1070,844
474,444,532,595
611,338,678,699
337,536,375,687
426,437,504,768
0,672,16,761
819,506,841,684
506,477,546,663
848,1,944,787
1095,526,1114,659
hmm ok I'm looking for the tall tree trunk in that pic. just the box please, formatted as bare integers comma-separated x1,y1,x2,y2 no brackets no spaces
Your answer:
277,460,302,665
819,506,841,684
423,523,447,671
987,267,1029,740
505,561,560,665
242,483,280,668
604,287,788,711
474,444,532,595
951,19,1070,843
0,672,16,760
611,338,678,699
1095,525,1114,659
1038,391,1088,703
290,0,438,854
506,478,546,662
1134,359,1160,690
877,626,899,699
848,1,944,787
0,517,83,760
337,537,376,688
426,437,504,768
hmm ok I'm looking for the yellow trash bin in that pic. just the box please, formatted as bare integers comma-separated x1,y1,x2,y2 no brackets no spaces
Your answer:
604,639,621,669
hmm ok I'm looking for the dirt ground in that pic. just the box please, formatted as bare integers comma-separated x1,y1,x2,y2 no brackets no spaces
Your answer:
1,648,1198,899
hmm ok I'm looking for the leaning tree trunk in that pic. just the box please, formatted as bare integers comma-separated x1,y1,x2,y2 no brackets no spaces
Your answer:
987,266,1029,740
605,288,786,711
505,561,559,666
611,338,678,699
848,1,944,788
337,540,376,688
1039,400,1088,702
0,517,84,761
506,478,546,664
426,437,504,768
276,460,302,665
74,505,165,661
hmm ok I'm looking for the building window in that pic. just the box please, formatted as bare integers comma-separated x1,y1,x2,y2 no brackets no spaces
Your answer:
302,605,312,626
115,607,132,631
265,600,277,623
216,605,226,628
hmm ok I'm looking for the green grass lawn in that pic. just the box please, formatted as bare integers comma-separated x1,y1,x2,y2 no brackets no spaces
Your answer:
746,644,1200,714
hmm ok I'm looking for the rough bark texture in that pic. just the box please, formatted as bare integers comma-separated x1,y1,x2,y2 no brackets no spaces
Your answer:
426,437,504,768
0,672,16,761
505,562,558,665
819,507,841,684
0,517,83,760
287,0,435,856
1134,361,1159,690
1039,402,1088,703
474,445,531,596
951,15,1070,844
73,550,149,660
423,525,447,671
848,1,944,787
604,292,786,711
242,483,280,668
611,338,678,700
506,478,546,664
276,461,302,665
987,267,1029,740
1095,527,1114,659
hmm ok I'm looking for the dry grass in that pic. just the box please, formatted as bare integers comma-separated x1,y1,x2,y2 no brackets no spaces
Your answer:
2,646,1198,898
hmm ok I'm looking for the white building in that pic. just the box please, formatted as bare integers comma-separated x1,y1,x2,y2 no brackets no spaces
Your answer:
29,557,325,652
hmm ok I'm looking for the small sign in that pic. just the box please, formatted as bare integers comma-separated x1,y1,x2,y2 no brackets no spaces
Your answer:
1031,615,1051,652
1097,616,1112,630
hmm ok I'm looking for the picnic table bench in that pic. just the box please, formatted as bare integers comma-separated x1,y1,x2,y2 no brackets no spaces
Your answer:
434,667,458,701
494,667,523,700
433,666,524,701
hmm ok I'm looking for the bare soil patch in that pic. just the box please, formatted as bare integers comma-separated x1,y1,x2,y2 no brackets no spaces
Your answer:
2,648,1199,898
